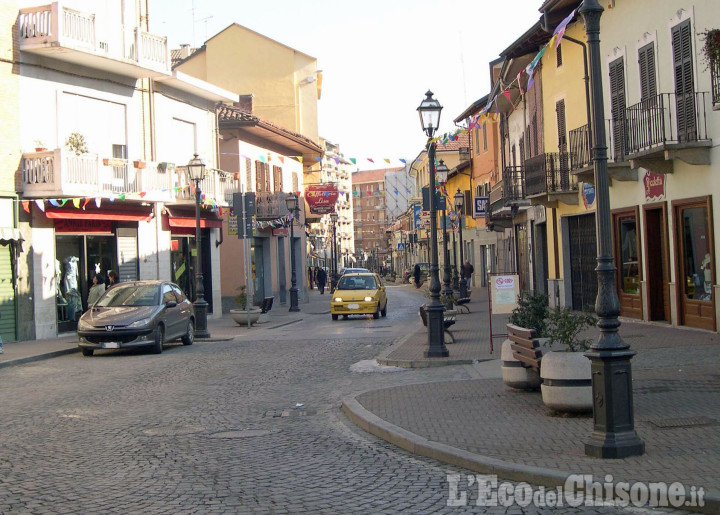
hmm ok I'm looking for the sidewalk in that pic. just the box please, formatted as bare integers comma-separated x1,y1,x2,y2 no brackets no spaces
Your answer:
0,288,331,369
345,286,720,513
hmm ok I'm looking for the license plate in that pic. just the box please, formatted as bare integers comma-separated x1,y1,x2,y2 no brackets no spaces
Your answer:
347,303,360,310
101,342,120,349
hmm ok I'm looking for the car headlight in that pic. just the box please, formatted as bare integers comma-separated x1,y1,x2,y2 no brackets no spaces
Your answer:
128,318,152,328
334,297,343,302
364,296,374,302
77,319,92,330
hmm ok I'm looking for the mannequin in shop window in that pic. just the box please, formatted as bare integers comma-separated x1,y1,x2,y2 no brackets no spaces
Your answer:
63,256,82,320
702,253,712,300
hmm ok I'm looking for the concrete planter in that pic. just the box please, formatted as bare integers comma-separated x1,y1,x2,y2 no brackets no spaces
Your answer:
501,338,542,390
540,351,592,412
230,309,262,326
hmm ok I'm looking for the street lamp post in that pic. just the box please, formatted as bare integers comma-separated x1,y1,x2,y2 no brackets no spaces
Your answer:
436,160,453,309
285,193,300,312
451,223,459,291
186,154,210,339
330,212,338,291
580,0,644,459
417,90,449,357
454,188,468,298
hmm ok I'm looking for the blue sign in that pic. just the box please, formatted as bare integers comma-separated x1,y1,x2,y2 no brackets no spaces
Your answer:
582,183,596,209
397,243,405,250
473,197,489,218
413,204,422,230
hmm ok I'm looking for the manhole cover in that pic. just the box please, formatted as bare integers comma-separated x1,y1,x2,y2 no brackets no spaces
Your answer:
647,417,716,429
206,429,276,439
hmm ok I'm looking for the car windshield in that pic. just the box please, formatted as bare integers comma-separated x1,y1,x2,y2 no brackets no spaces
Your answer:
96,284,160,307
338,276,377,290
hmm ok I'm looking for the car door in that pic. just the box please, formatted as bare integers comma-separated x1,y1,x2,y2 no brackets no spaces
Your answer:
375,274,386,307
171,284,193,331
160,283,182,338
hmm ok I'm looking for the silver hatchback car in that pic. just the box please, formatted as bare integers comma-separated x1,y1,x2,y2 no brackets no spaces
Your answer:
77,280,195,356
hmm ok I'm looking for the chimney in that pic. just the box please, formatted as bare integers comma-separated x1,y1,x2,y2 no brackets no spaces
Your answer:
179,44,191,58
234,94,254,114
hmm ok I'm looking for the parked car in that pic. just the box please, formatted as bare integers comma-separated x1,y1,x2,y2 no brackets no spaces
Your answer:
77,280,195,356
330,273,387,320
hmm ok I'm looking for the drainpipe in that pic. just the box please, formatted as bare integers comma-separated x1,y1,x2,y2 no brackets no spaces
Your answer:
561,34,593,155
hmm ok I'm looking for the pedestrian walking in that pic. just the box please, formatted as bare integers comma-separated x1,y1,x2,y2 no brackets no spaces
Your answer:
413,263,421,288
308,266,314,290
463,261,474,282
316,267,327,294
107,270,120,286
87,274,106,307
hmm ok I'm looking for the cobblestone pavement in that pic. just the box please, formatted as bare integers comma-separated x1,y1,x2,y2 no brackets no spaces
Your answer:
0,287,685,514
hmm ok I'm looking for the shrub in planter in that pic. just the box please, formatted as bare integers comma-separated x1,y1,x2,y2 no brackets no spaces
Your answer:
509,291,549,336
540,308,598,413
230,285,261,325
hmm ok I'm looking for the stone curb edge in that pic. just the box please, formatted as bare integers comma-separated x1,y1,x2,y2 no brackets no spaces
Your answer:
0,347,80,370
340,395,720,514
376,358,475,368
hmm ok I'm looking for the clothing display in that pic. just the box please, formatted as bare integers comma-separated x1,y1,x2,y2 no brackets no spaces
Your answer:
63,256,79,292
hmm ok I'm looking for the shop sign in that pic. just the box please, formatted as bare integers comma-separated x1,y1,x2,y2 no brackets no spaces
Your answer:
55,219,112,234
228,212,237,235
643,171,665,201
413,204,422,230
272,227,288,236
582,183,596,209
473,197,488,218
305,184,339,214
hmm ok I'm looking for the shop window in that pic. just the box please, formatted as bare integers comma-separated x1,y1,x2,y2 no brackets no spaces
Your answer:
680,206,711,301
616,214,640,294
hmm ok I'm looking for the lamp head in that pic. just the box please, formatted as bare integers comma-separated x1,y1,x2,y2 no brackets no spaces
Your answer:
417,90,442,138
436,160,450,185
330,212,338,223
284,192,298,211
454,188,464,211
186,153,206,182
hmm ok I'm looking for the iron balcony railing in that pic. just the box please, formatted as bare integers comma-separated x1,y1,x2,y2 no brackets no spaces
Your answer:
524,152,577,197
625,92,710,156
712,59,720,107
502,166,525,202
255,191,292,220
569,119,630,171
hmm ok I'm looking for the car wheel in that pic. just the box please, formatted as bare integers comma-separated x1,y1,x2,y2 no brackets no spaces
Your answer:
381,303,387,317
182,319,194,345
373,309,380,319
81,348,94,357
152,324,164,354
331,314,339,321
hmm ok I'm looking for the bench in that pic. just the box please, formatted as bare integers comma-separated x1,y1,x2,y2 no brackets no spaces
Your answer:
260,296,274,314
418,305,456,344
508,325,542,372
453,288,472,313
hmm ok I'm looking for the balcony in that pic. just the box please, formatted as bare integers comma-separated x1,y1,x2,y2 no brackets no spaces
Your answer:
712,59,720,109
624,92,711,174
524,152,578,206
485,167,526,231
255,191,292,220
18,3,170,78
21,149,235,206
569,122,635,183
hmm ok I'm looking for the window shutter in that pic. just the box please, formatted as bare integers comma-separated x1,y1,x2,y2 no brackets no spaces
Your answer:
638,42,656,102
245,158,252,191
672,20,697,141
556,43,563,67
556,99,567,151
609,58,626,158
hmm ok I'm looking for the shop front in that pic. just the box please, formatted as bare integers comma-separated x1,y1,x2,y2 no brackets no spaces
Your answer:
44,205,151,333
165,206,222,314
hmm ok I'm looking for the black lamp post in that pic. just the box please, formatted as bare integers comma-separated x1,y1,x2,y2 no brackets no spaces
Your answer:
580,0,644,459
454,188,468,298
436,160,453,309
187,154,210,338
285,192,300,312
330,212,338,291
451,223,459,291
417,90,449,357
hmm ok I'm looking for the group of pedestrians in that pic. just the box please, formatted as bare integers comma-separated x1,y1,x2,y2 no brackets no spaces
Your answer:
307,266,327,294
411,261,474,288
87,270,120,307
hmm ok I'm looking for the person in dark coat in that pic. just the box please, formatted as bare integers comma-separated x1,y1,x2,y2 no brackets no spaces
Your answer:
413,263,421,288
463,261,474,280
316,267,327,294
308,266,314,290
108,270,120,286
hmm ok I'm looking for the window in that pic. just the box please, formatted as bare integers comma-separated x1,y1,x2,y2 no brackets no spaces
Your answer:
474,128,480,155
609,57,627,159
556,99,567,152
671,19,697,141
680,205,711,301
615,214,639,294
556,43,563,67
638,42,657,102
162,284,176,304
255,161,270,192
482,122,488,151
292,172,299,193
245,158,252,191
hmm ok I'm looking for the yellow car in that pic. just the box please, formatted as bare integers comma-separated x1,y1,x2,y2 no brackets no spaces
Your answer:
330,273,387,320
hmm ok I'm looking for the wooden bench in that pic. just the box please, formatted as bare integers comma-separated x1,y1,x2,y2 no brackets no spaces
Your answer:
260,296,274,314
508,325,542,372
419,305,456,344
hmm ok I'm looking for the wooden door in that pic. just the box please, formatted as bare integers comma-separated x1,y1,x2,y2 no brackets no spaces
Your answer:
643,205,670,322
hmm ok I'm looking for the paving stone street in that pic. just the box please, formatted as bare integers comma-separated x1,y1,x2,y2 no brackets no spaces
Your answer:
0,286,704,514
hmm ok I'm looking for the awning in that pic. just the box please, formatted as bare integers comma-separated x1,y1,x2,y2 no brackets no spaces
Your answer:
44,207,153,222
0,227,24,242
167,217,223,229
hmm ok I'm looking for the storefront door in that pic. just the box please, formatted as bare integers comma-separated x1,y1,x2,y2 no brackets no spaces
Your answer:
171,233,213,314
567,213,598,311
516,223,530,292
0,243,16,342
675,198,715,330
643,204,670,322
613,208,642,319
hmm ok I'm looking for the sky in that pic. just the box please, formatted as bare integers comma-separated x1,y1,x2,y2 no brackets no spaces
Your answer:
149,0,542,170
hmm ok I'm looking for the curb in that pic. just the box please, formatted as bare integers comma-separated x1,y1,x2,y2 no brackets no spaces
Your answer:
341,395,720,514
0,347,80,370
376,357,475,368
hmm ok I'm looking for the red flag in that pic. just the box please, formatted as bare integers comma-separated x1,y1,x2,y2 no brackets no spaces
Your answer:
503,89,511,102
21,200,30,213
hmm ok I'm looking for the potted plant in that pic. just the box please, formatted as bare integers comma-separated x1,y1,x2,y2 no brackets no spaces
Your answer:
133,159,146,169
34,140,46,152
540,308,597,413
502,291,549,390
229,285,262,326
700,29,720,69
65,132,88,155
